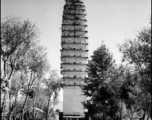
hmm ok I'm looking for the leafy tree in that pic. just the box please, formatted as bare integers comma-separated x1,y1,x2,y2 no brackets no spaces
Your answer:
17,43,49,120
119,21,151,95
1,16,38,119
1,16,51,120
1,16,38,83
42,70,62,120
119,20,151,119
82,42,148,120
83,42,120,119
23,70,63,120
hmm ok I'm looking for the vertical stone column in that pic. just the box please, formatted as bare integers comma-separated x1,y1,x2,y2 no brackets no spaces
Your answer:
61,0,88,118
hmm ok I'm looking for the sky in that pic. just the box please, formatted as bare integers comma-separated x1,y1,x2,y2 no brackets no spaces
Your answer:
1,0,151,111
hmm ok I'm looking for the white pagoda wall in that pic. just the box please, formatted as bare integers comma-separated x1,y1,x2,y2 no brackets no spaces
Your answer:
61,50,88,57
62,25,86,31
61,71,87,78
63,86,85,116
62,43,88,50
61,57,87,64
62,37,87,43
64,78,84,85
61,64,86,71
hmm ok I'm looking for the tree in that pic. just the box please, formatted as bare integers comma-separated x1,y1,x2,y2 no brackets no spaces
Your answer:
18,44,49,120
1,16,38,83
42,70,62,120
83,42,120,119
119,21,151,95
1,16,38,119
23,70,63,120
1,16,51,120
119,20,151,119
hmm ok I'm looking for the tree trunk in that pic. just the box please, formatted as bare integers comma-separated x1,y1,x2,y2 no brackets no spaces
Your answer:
1,91,7,119
8,93,18,120
3,59,7,78
119,100,122,120
20,95,29,120
8,106,16,120
140,111,146,120
46,96,51,120
20,73,38,120
20,73,32,120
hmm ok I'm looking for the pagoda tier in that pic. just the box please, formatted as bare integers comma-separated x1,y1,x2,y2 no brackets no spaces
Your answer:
61,0,88,88
62,77,84,86
61,56,87,64
61,63,87,71
61,44,88,50
61,50,88,58
62,25,87,31
61,0,88,117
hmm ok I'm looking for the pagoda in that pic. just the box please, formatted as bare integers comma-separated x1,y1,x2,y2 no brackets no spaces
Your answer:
60,0,88,119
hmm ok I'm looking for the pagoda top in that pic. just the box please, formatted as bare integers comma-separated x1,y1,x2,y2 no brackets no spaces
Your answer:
65,0,83,4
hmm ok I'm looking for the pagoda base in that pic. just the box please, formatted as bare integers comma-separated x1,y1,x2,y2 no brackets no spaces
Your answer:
59,112,90,120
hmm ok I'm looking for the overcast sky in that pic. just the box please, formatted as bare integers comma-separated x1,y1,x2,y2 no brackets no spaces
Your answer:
2,0,151,72
2,0,151,111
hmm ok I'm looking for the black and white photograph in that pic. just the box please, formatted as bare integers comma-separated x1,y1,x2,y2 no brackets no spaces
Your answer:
1,0,151,120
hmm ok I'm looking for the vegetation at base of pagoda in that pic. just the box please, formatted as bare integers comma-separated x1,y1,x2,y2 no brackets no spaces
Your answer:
83,19,151,120
1,16,62,120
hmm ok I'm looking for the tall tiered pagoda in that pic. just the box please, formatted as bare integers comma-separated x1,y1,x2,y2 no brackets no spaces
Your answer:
60,0,88,119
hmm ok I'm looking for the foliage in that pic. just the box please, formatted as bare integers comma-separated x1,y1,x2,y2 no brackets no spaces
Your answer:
119,21,151,119
1,16,38,80
83,19,151,119
83,42,120,119
42,70,63,120
119,23,151,95
1,16,61,120
1,16,41,120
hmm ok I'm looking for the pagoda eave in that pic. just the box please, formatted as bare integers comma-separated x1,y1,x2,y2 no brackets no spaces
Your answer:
62,29,88,31
61,70,86,73
61,55,88,59
62,24,88,27
61,36,88,39
61,49,88,52
61,42,88,45
61,63,86,66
